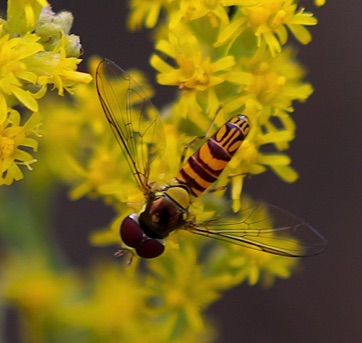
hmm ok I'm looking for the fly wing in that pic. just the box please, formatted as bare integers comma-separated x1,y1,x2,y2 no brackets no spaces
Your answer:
96,58,165,191
187,200,327,257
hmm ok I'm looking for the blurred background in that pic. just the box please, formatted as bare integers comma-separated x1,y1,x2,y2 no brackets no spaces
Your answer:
2,0,362,342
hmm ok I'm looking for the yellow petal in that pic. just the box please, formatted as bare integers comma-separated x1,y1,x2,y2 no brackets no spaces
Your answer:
0,94,8,124
257,153,290,165
270,164,299,183
11,87,38,112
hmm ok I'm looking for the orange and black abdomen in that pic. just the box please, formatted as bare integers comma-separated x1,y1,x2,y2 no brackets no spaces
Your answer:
176,115,250,197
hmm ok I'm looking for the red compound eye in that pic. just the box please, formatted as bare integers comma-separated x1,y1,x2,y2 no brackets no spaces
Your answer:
136,238,165,259
120,214,165,258
120,215,144,248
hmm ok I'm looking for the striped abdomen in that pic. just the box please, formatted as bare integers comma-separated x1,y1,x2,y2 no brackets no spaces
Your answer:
176,115,250,197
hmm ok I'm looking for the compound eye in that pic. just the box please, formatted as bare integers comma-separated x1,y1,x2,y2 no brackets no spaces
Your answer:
136,238,165,259
120,215,143,248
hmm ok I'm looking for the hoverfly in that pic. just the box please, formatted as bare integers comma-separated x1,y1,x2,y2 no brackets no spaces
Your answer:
95,59,327,259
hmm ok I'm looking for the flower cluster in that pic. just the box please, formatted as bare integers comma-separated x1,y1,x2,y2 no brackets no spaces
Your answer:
0,109,41,185
127,0,319,198
36,0,322,289
0,0,91,185
0,252,215,342
0,218,295,342
0,0,325,342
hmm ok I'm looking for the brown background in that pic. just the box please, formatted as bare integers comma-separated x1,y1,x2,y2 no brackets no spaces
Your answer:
6,1,362,342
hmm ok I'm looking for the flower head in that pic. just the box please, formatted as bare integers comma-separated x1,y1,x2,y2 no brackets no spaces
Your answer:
6,0,48,34
67,262,150,338
0,252,81,341
147,241,221,331
0,29,44,122
128,0,166,30
0,109,41,185
151,26,235,117
216,0,318,56
0,1,91,185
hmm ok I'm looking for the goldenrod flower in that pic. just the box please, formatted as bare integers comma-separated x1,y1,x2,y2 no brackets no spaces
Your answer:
128,0,228,30
151,26,235,117
0,247,216,342
314,0,326,7
209,196,300,287
67,143,134,201
0,29,44,123
167,0,230,29
70,0,320,272
0,0,91,184
0,0,326,341
0,109,41,185
67,263,149,339
215,0,317,56
128,0,166,30
145,2,316,197
38,57,159,205
147,240,223,331
217,48,313,188
6,0,48,34
1,253,81,341
152,30,235,91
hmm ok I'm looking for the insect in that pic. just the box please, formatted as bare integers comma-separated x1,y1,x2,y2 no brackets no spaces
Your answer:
96,58,327,260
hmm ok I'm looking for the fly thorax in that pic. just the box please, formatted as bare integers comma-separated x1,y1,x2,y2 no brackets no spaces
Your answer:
139,186,190,239
164,185,190,210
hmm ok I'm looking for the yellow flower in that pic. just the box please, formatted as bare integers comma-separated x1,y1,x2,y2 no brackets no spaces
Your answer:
215,0,317,56
0,29,44,123
128,0,230,30
211,48,312,187
314,0,326,7
128,0,166,30
6,0,48,34
167,0,230,29
78,1,320,265
0,109,41,185
0,6,91,124
35,6,80,56
186,196,301,287
66,262,150,340
151,26,235,117
225,242,299,287
28,34,92,96
1,252,81,341
67,143,134,202
152,28,235,91
0,2,91,184
0,1,324,340
147,239,223,332
61,260,214,343
38,57,160,204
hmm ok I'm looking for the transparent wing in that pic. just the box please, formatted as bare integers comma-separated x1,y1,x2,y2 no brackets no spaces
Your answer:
186,200,327,257
96,58,165,191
